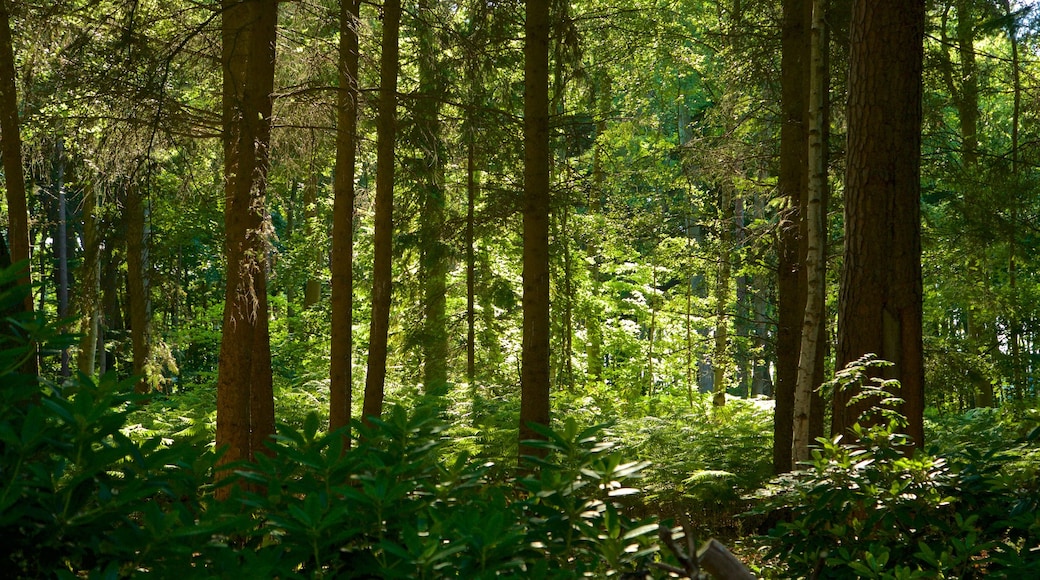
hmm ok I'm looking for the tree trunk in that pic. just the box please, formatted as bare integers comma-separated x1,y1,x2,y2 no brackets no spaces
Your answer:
792,0,827,465
712,186,732,407
417,0,449,397
77,184,101,376
774,0,811,473
54,144,70,379
125,182,152,393
1003,0,1022,397
834,0,925,447
466,119,477,386
215,0,278,486
303,151,321,309
585,75,609,383
363,0,401,421
329,0,360,435
0,0,36,376
519,0,551,458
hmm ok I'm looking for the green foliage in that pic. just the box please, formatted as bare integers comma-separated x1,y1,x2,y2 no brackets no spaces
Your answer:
756,385,1040,578
1,286,671,577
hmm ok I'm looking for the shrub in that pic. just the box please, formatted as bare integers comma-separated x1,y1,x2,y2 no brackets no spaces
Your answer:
756,359,1040,579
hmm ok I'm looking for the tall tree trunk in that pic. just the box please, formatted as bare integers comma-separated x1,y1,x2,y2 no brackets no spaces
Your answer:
834,0,925,447
54,143,70,378
941,1,991,406
363,0,401,421
519,0,551,458
712,186,732,407
585,75,609,383
125,182,152,393
751,192,772,397
466,119,477,385
303,145,321,309
0,0,36,376
329,0,360,435
1004,0,1022,397
216,0,278,486
792,0,827,465
77,184,101,376
417,0,449,397
774,0,811,473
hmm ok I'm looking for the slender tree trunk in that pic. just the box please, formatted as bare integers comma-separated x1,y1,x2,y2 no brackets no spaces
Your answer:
216,0,278,486
774,0,811,473
585,76,609,383
417,0,449,396
834,0,925,447
0,0,36,376
54,144,71,378
363,0,401,421
792,0,827,464
77,184,101,376
1004,0,1022,397
329,0,360,435
303,146,321,308
519,0,551,458
712,186,732,407
466,124,477,385
125,182,152,393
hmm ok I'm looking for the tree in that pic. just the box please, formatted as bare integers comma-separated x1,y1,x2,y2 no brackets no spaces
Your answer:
774,0,811,473
0,0,36,376
834,0,926,447
215,0,279,481
125,182,153,393
519,0,551,458
363,0,402,421
792,0,828,465
416,0,449,397
329,0,360,435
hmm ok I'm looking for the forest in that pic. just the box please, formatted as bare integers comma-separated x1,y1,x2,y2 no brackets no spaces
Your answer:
2,0,1040,577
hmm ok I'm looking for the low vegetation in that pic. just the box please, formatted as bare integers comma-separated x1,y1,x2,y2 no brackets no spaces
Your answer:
3,283,1039,578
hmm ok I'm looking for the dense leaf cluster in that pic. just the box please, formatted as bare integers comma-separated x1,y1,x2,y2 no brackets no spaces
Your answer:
756,408,1040,577
1,379,669,577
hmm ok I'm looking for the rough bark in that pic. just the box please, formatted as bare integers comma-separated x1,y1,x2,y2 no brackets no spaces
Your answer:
792,0,827,465
774,0,811,474
0,0,36,376
215,0,278,484
519,0,551,458
363,0,401,421
834,0,925,447
125,182,152,393
329,0,360,435
77,185,101,376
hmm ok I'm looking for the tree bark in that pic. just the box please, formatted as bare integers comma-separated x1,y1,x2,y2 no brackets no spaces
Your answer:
125,182,152,393
303,151,321,308
519,0,551,458
329,0,360,436
0,0,36,377
77,184,101,376
712,186,732,407
792,0,827,465
216,0,278,485
54,144,70,378
417,0,449,397
774,0,811,473
834,0,925,447
363,0,401,421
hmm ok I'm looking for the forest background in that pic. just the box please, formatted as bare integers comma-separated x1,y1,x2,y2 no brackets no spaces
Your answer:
2,0,1040,577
